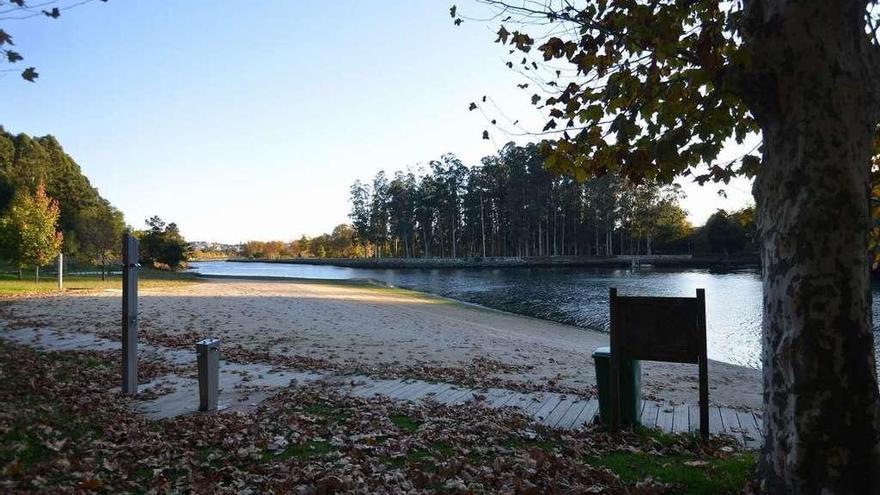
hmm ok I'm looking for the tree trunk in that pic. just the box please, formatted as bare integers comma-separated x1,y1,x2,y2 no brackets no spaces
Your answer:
741,1,880,491
480,195,486,258
35,265,39,283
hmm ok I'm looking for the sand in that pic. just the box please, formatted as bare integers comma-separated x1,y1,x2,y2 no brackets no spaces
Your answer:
0,277,762,409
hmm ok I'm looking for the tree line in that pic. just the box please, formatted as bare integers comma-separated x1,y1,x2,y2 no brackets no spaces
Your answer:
241,143,757,262
0,128,188,277
240,225,361,260
348,143,694,259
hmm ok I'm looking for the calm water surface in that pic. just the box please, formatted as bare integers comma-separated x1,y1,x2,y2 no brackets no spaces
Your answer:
188,261,880,369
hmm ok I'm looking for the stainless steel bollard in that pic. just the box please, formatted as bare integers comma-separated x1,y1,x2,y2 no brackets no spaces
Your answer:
196,338,220,411
57,253,63,290
121,234,139,395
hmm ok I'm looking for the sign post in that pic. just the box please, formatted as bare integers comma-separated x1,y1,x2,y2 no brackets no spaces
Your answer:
57,253,63,290
122,233,139,395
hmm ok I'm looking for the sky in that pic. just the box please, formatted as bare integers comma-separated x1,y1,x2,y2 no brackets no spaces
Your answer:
3,0,755,243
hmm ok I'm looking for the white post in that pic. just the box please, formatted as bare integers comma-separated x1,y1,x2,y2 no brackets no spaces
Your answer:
57,253,63,290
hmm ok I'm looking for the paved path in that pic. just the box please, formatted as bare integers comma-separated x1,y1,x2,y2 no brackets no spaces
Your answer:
0,326,763,449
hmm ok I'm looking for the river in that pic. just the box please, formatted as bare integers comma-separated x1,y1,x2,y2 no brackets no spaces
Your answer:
187,260,880,369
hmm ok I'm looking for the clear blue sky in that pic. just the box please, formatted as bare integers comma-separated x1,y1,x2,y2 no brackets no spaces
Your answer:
3,0,753,243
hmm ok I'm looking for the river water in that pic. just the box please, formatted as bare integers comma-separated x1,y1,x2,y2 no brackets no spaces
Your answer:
187,260,880,369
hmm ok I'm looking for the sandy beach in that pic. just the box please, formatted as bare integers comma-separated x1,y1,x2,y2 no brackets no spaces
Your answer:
0,277,762,409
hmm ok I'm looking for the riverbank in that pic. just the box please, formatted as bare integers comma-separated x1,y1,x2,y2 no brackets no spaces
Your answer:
229,254,761,271
0,277,762,409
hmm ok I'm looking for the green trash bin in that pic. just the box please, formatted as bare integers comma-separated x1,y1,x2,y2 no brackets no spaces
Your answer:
593,346,641,427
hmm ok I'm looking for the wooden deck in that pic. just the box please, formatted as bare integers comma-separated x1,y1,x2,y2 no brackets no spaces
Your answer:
331,376,764,449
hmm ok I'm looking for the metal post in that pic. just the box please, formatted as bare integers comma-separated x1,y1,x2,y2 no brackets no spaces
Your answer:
196,338,220,411
122,233,139,395
57,253,63,290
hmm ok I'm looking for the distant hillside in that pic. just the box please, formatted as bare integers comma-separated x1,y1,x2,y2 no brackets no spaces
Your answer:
0,126,121,257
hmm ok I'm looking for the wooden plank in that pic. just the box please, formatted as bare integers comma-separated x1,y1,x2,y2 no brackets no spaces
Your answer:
532,394,564,422
708,407,725,435
753,411,764,437
570,399,600,429
431,386,470,404
350,378,395,397
719,407,742,436
656,405,674,433
689,405,700,434
473,388,513,406
521,393,550,415
543,398,579,428
372,379,412,397
672,404,690,434
388,381,434,400
488,391,520,408
737,409,762,449
419,383,456,402
557,399,589,429
412,383,455,402
505,393,536,411
446,389,479,405
640,401,660,429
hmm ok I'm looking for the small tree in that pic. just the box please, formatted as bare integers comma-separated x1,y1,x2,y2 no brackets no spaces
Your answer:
76,203,124,280
1,182,63,282
138,217,188,270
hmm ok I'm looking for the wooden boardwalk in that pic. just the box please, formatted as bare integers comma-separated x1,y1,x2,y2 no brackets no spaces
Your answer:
327,376,764,449
1,326,763,448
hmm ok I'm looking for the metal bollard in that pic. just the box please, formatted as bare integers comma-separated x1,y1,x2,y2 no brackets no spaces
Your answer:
121,234,139,396
196,338,220,411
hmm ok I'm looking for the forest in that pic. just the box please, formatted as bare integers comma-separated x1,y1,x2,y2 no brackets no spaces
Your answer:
347,143,750,259
0,127,188,275
237,143,757,261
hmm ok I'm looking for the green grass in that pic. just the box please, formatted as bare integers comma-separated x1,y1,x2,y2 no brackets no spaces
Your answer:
588,451,755,495
389,414,421,432
0,268,199,295
262,440,334,461
303,401,350,424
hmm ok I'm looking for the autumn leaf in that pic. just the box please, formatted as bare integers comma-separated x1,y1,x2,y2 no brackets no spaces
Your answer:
21,67,38,82
496,25,510,44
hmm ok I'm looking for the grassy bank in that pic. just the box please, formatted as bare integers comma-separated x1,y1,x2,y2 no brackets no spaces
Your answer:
0,340,755,493
0,269,200,296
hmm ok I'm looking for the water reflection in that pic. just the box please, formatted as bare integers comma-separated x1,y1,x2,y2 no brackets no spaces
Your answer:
188,261,880,369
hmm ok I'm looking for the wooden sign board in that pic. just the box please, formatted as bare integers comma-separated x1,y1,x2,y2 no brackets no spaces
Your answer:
608,287,709,437
611,295,704,364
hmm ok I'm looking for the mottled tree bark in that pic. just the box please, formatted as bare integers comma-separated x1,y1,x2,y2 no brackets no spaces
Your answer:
741,1,880,492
